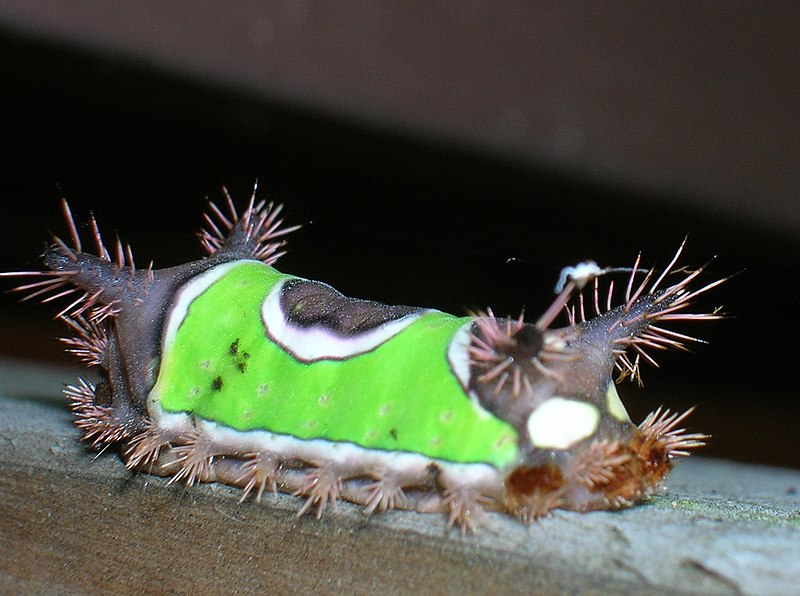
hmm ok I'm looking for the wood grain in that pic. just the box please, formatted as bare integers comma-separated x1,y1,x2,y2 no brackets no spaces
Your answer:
1,373,798,594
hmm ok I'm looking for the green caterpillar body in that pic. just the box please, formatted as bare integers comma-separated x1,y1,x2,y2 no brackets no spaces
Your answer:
4,191,722,531
154,260,517,468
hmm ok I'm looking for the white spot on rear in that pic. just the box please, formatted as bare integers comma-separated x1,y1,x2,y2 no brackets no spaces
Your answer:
526,397,600,449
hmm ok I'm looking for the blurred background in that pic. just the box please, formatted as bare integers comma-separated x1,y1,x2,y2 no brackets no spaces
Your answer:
0,3,797,468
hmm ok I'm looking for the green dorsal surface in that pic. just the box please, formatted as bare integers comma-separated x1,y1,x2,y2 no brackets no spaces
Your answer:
153,261,519,467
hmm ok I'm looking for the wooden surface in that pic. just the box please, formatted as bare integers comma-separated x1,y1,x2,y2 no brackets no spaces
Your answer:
1,361,799,595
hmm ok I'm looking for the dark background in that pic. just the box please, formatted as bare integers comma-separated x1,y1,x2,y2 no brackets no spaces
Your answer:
0,4,797,468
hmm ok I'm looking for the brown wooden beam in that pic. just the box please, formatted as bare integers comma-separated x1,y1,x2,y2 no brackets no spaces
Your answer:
1,361,798,594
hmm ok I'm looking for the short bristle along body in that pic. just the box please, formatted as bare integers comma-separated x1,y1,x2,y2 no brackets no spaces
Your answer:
2,185,724,532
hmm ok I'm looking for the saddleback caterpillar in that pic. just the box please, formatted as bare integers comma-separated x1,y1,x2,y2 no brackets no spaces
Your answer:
2,188,725,533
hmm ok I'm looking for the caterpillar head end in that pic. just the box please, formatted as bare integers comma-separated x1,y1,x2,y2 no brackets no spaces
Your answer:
468,242,721,516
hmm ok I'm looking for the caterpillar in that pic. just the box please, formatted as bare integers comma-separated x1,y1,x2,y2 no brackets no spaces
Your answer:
2,188,724,533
